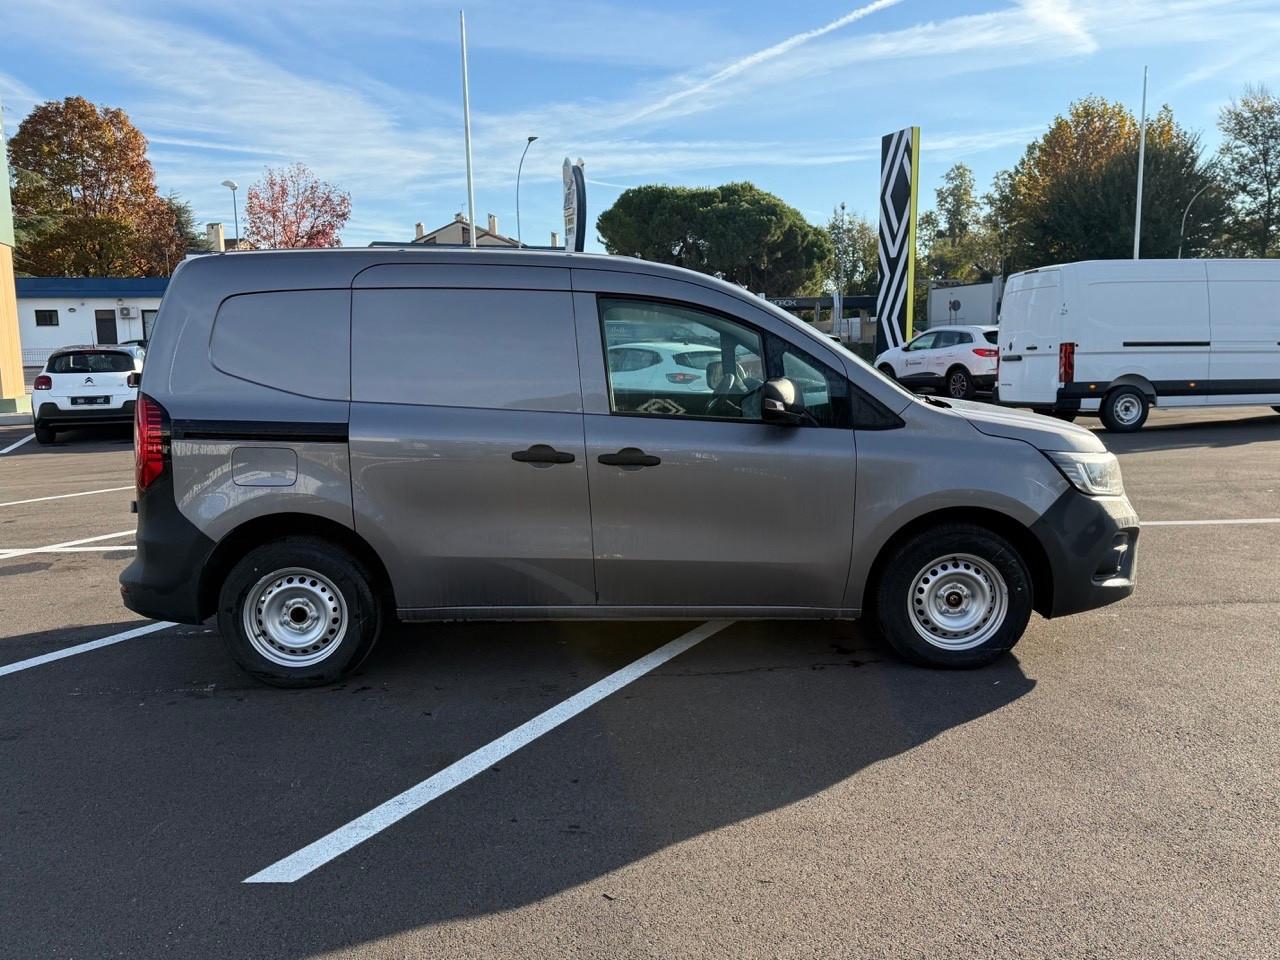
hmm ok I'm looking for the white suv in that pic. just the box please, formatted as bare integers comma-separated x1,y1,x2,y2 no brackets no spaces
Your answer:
874,325,999,400
32,345,144,444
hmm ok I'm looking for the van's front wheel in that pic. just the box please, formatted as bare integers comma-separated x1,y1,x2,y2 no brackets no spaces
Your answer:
874,525,1033,668
1100,386,1149,432
218,537,382,687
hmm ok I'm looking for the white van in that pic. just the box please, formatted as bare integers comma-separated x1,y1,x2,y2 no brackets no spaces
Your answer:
996,259,1280,431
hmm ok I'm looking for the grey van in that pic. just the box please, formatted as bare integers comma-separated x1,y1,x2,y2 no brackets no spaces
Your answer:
121,249,1138,686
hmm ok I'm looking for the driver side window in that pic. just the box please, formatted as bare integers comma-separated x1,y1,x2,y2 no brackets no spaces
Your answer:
599,297,764,421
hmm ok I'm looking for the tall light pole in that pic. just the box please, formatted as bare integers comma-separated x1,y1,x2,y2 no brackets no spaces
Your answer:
1133,66,1148,260
516,135,538,246
459,10,477,249
1178,182,1212,259
220,179,239,248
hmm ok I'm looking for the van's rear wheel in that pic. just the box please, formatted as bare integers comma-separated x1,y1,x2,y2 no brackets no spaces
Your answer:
218,537,382,687
1100,387,1149,432
874,524,1033,668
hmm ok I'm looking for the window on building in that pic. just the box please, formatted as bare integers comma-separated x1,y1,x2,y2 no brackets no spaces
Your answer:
34,309,59,327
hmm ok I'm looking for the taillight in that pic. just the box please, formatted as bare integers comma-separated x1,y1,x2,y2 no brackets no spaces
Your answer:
134,393,170,493
127,371,141,388
666,372,700,384
33,375,52,390
1059,342,1076,384
972,348,999,358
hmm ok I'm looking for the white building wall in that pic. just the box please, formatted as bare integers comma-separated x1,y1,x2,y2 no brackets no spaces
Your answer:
17,296,161,364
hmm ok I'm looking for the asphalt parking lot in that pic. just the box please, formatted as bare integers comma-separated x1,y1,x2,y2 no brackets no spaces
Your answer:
1,409,1277,959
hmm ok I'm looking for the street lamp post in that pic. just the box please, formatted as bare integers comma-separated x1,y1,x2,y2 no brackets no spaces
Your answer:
1178,182,1212,259
516,135,538,246
220,179,239,249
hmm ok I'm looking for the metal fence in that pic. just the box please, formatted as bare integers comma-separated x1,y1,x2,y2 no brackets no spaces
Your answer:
22,347,59,368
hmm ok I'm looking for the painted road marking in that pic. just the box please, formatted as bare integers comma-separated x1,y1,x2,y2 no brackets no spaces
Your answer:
1144,518,1280,526
0,545,137,553
0,485,133,508
0,529,135,561
244,619,735,883
0,621,175,679
0,434,35,455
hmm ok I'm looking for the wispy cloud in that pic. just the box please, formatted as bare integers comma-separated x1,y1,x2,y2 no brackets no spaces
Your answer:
622,0,904,125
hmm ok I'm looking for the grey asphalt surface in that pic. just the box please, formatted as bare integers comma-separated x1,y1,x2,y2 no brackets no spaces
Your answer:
0,408,1277,959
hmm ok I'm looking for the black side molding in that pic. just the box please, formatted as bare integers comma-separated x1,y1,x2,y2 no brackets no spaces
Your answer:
171,419,349,443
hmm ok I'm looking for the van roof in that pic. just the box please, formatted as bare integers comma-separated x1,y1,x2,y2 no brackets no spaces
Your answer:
1009,257,1279,279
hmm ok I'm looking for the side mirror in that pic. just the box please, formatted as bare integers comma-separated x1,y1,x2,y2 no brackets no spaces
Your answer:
761,377,806,426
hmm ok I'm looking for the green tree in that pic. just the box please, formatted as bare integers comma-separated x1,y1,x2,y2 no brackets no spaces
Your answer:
992,98,1225,269
597,182,831,296
824,203,878,296
1217,84,1280,256
7,96,187,276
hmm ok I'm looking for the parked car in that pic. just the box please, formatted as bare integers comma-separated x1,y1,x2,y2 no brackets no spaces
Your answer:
31,345,144,444
996,259,1280,431
874,325,999,399
606,341,725,395
121,249,1138,686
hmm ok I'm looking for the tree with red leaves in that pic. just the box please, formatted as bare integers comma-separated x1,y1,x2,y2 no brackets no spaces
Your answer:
242,163,351,249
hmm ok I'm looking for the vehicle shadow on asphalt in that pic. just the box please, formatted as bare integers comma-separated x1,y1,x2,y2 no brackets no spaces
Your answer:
0,618,1034,957
1097,412,1280,453
0,425,133,458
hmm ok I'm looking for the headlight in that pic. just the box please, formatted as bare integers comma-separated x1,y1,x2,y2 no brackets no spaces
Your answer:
1044,451,1125,497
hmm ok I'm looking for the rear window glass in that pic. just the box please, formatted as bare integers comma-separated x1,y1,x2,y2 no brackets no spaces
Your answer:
673,350,719,370
48,352,133,373
984,331,999,344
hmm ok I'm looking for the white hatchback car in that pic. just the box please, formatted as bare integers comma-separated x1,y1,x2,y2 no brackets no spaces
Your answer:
32,345,144,444
874,325,999,400
605,340,742,394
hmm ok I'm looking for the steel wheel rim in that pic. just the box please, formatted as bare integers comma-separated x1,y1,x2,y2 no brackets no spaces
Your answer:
948,371,968,397
242,567,348,668
1113,394,1143,424
907,553,1008,651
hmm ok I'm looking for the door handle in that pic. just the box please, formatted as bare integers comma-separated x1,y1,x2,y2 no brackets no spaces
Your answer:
1024,345,1038,351
511,444,575,465
597,447,661,468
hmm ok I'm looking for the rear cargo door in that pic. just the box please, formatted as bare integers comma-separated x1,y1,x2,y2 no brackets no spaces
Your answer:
997,270,1061,404
1207,260,1280,404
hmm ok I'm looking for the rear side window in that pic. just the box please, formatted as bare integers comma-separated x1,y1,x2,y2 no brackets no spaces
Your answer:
352,288,581,412
983,330,999,344
608,347,661,372
211,291,350,400
48,351,133,373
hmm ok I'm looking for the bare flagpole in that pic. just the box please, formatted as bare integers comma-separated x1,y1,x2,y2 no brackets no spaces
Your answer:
1133,65,1148,260
460,10,477,249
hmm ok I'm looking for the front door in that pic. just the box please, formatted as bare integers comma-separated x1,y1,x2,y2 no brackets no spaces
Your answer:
581,293,856,612
95,310,118,344
900,331,936,385
348,270,594,613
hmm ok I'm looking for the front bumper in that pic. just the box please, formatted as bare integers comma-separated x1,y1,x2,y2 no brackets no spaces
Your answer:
35,399,135,427
1030,488,1139,617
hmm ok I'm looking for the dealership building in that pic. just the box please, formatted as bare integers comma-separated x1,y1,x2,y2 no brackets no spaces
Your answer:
15,276,168,366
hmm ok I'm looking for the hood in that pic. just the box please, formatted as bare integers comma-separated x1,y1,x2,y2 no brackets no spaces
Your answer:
938,398,1106,453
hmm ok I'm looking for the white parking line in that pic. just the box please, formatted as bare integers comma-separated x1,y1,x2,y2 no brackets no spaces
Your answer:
0,529,135,561
0,485,133,508
1144,518,1280,526
0,620,174,679
0,545,137,553
0,433,34,455
244,619,735,884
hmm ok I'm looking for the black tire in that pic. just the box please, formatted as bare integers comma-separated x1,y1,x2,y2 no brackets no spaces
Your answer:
945,365,976,400
217,536,382,687
878,364,897,380
33,422,56,445
874,524,1033,668
1099,386,1149,433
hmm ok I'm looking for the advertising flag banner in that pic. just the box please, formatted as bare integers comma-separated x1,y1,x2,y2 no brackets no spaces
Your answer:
562,158,587,253
875,127,920,354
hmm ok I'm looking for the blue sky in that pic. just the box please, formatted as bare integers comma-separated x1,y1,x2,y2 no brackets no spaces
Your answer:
2,0,1278,251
